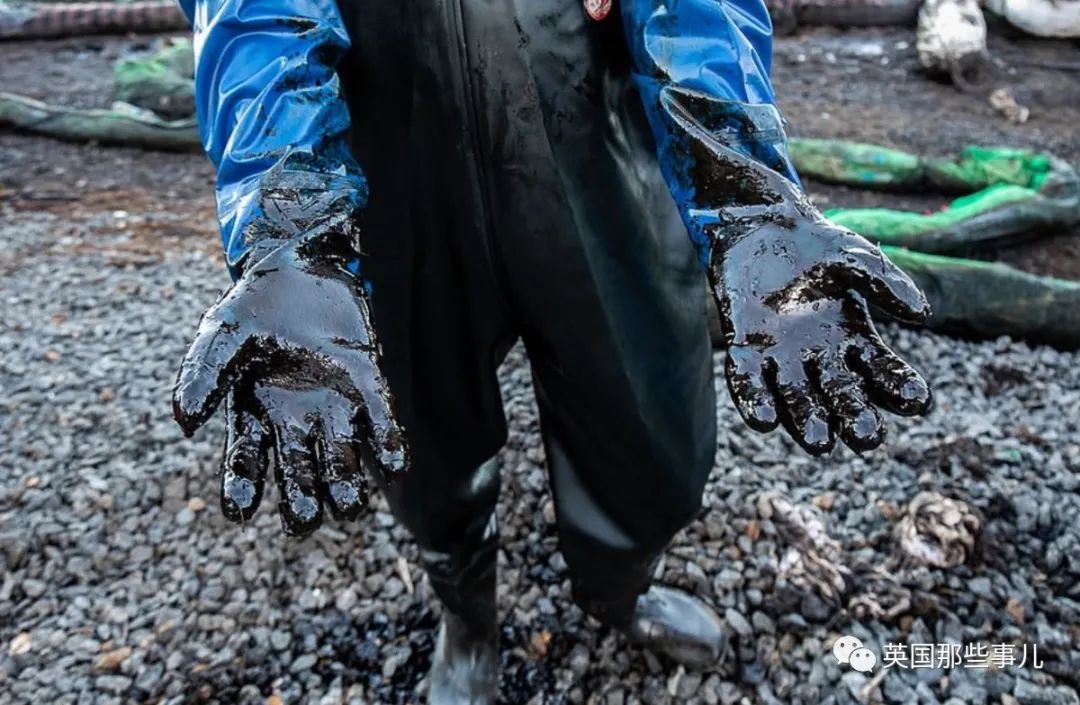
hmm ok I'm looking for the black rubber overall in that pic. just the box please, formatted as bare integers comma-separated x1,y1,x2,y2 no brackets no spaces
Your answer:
334,0,716,624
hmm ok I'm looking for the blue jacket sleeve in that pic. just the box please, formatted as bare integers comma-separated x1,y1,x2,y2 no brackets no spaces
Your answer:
179,0,366,277
621,0,802,264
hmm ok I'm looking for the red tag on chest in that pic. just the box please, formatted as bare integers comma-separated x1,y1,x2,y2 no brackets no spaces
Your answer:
584,0,613,21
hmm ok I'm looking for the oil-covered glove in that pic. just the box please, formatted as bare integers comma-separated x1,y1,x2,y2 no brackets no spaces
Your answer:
620,2,932,454
174,0,407,534
663,88,933,455
172,200,409,536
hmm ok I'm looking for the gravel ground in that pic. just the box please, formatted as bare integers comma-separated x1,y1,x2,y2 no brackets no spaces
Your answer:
1,183,1079,705
2,23,1080,705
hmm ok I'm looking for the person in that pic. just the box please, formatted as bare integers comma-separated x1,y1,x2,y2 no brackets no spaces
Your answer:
171,0,933,702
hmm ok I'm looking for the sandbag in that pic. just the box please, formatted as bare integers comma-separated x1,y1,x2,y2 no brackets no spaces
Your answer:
789,139,1063,192
882,246,1080,350
113,38,195,119
789,139,1080,254
824,184,1080,253
0,91,199,150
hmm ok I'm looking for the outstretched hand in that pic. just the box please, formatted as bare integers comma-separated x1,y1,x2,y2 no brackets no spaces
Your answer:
708,175,933,455
172,233,408,536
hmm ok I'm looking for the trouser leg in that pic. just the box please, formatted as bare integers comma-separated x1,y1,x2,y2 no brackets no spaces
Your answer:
529,368,715,627
377,457,502,704
334,0,515,632
531,361,727,669
541,433,664,626
377,456,500,629
461,1,719,627
410,460,500,633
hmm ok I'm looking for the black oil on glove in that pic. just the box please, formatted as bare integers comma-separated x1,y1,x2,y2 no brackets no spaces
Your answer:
172,224,409,536
664,88,933,455
713,209,934,455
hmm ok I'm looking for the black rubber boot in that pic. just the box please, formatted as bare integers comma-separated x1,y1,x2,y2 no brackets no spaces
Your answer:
422,510,499,705
618,586,727,669
428,608,499,705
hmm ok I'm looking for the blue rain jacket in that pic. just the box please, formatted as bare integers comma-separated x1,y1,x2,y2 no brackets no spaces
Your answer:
622,0,801,263
180,0,798,273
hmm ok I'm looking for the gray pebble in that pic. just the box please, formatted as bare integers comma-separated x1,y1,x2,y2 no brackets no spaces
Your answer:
291,653,317,673
4,170,1080,705
270,630,291,651
724,608,753,637
1014,680,1080,705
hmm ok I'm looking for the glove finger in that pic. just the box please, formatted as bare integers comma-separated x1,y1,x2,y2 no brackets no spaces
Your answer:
270,417,324,537
315,404,369,522
725,346,779,432
221,395,270,523
835,236,931,323
335,296,409,483
173,310,250,436
812,353,885,453
849,332,933,417
768,357,835,456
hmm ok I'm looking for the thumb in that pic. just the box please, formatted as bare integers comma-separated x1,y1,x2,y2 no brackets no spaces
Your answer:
172,311,249,436
834,232,931,323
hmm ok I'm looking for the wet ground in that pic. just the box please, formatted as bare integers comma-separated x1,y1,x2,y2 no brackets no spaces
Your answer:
773,25,1080,280
1,21,1079,705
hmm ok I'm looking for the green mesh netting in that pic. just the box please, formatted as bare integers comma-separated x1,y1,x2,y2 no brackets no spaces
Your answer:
0,38,198,149
0,90,198,150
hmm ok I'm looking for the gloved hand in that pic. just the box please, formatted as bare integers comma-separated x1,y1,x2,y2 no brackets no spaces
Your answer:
172,224,409,536
703,146,933,454
662,89,933,455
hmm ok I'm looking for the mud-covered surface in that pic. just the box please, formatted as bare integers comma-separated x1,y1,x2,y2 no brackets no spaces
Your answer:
1,25,1079,705
770,25,1080,280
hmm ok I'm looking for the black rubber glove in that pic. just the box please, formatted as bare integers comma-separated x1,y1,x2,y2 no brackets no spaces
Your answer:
172,215,408,536
671,96,933,455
